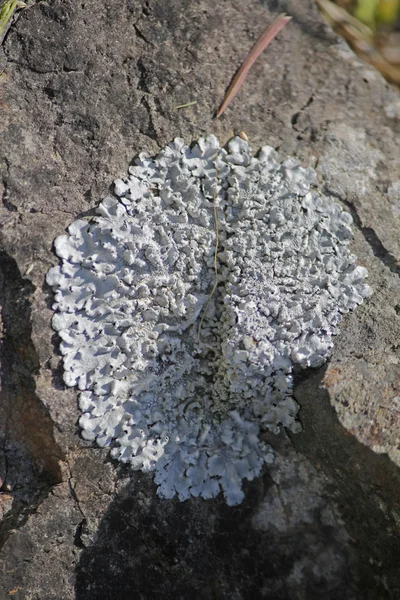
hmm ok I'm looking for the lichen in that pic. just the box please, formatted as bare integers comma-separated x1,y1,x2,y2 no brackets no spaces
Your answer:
47,135,372,505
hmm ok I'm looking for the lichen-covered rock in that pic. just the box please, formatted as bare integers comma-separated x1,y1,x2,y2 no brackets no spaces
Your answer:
2,0,400,597
47,135,371,505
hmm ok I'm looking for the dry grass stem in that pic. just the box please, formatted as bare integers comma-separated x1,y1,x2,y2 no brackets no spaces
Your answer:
197,177,219,345
172,101,197,111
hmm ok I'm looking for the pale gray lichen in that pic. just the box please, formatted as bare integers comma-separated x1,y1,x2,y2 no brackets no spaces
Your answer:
47,136,372,505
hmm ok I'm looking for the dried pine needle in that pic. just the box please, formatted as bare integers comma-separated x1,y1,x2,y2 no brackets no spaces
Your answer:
216,13,291,118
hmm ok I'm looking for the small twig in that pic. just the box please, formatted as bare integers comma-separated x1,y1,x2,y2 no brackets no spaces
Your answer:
216,13,291,118
172,101,197,111
198,173,219,345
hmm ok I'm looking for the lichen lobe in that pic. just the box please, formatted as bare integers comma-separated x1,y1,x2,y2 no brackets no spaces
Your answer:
47,136,371,505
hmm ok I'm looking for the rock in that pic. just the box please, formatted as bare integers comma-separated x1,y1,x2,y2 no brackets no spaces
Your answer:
0,0,399,598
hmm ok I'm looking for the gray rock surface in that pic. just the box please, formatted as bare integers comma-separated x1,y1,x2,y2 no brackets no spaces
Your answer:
0,0,399,598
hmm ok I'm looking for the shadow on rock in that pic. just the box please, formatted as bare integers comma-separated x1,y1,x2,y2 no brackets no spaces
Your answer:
74,364,400,600
0,250,64,547
293,364,400,600
75,445,359,600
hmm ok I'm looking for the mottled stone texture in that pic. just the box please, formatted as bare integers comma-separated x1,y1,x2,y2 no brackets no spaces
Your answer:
0,0,399,598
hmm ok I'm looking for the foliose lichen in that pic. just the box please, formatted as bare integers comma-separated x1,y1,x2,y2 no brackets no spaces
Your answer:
47,135,372,505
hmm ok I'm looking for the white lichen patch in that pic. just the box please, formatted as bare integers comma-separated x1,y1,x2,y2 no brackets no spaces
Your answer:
47,136,372,505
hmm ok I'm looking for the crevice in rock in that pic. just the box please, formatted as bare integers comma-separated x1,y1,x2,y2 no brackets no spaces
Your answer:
1,178,17,213
67,472,85,519
291,94,314,129
141,0,152,18
0,248,65,549
1,158,17,213
136,57,150,93
139,96,158,141
62,64,83,74
133,23,152,46
4,56,58,75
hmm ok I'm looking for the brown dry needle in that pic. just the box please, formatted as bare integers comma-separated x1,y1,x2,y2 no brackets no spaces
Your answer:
216,13,292,118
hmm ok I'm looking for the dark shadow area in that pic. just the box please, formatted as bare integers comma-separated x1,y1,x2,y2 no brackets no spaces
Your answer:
73,362,400,600
293,364,400,600
0,249,64,548
74,467,358,600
